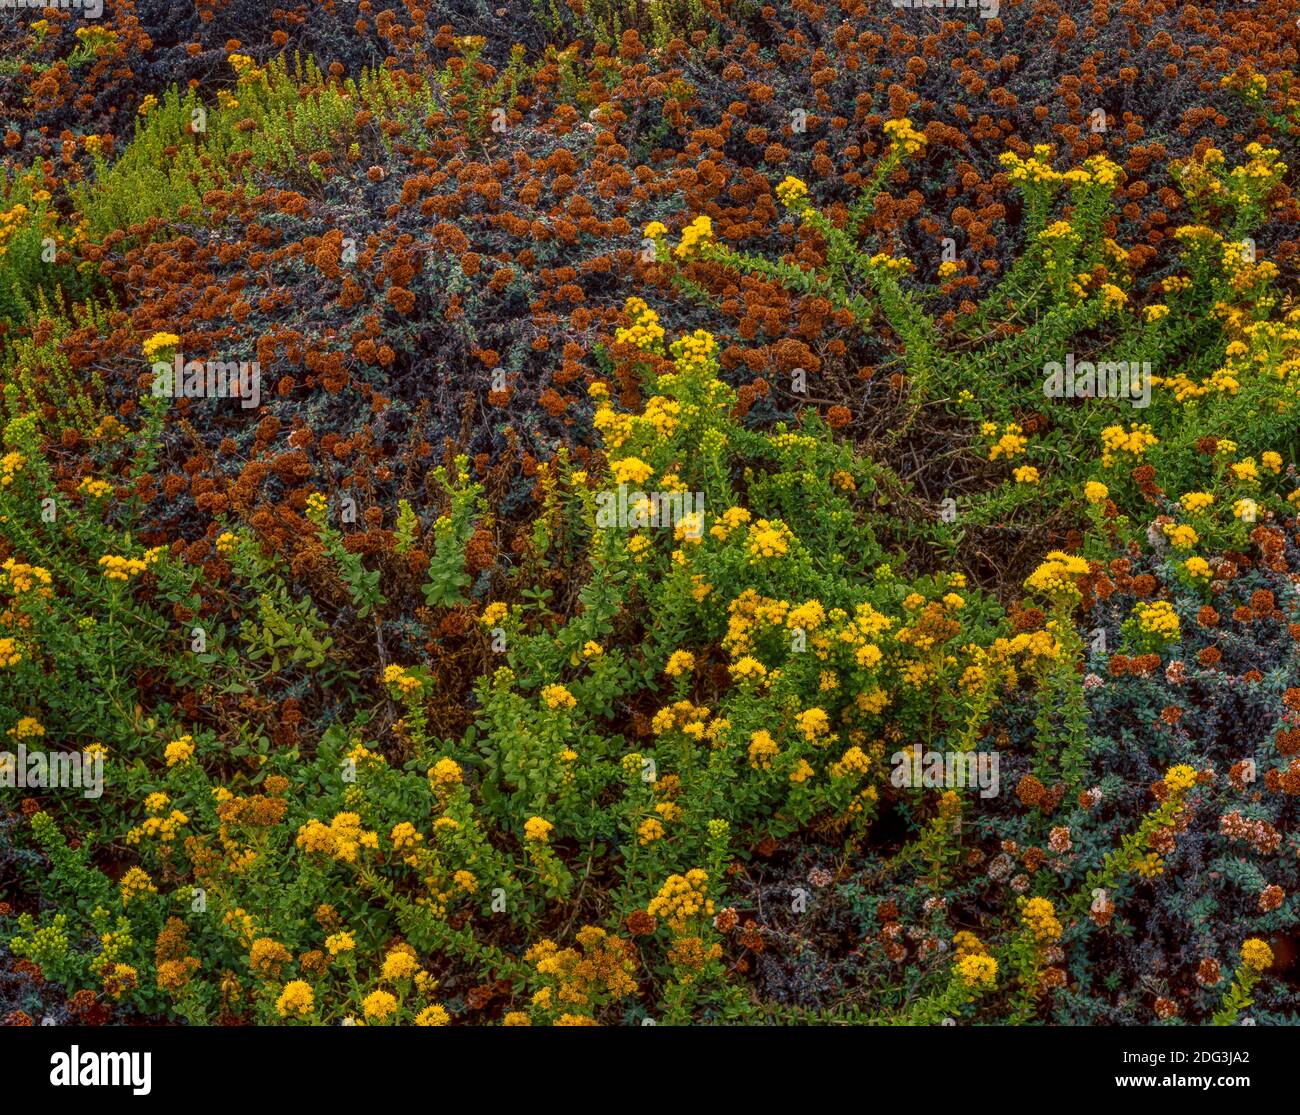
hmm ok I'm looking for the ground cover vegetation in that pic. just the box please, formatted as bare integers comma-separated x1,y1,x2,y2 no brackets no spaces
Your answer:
1,0,1299,1025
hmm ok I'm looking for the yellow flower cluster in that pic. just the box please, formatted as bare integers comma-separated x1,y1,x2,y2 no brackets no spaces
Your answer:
613,297,665,351
164,734,195,766
524,816,553,843
1133,600,1180,642
868,252,913,274
118,866,156,905
427,757,463,787
1163,764,1199,795
0,636,25,668
1240,938,1274,973
774,175,810,208
78,476,113,499
984,422,1027,461
612,456,654,485
674,215,714,259
0,203,35,258
1021,897,1063,942
1023,551,1090,599
541,684,576,710
647,869,714,931
98,554,148,581
276,980,315,1018
664,650,695,677
1001,146,1123,198
141,331,180,360
746,518,794,560
956,952,998,989
296,812,377,863
1100,423,1158,466
796,707,830,741
0,451,25,487
2,559,51,597
382,664,422,695
126,809,189,845
883,117,927,157
668,327,717,376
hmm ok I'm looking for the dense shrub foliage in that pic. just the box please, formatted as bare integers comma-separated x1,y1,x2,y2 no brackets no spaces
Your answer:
1,0,1299,1026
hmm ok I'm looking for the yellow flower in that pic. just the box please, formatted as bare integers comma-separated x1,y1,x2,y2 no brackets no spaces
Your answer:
382,664,422,696
774,175,809,208
747,729,778,771
1021,897,1062,942
0,451,25,488
1134,601,1181,642
988,423,1027,461
1013,465,1040,484
541,684,576,710
415,1005,450,1026
956,953,998,989
1084,481,1108,505
796,707,830,741
729,656,768,683
389,822,423,851
747,519,793,560
1230,459,1258,482
8,716,43,740
1179,491,1214,513
647,869,713,930
1100,423,1158,466
612,456,654,486
276,980,315,1018
119,866,156,905
1241,938,1273,973
362,989,397,1021
882,116,927,157
0,637,22,668
427,757,463,786
855,643,883,669
1024,550,1090,600
638,818,665,844
524,816,553,843
1163,764,1198,794
99,554,148,581
675,215,714,259
325,932,355,956
481,601,508,626
381,948,421,981
1099,283,1128,310
78,476,113,500
142,331,180,360
665,650,695,677
164,735,195,766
